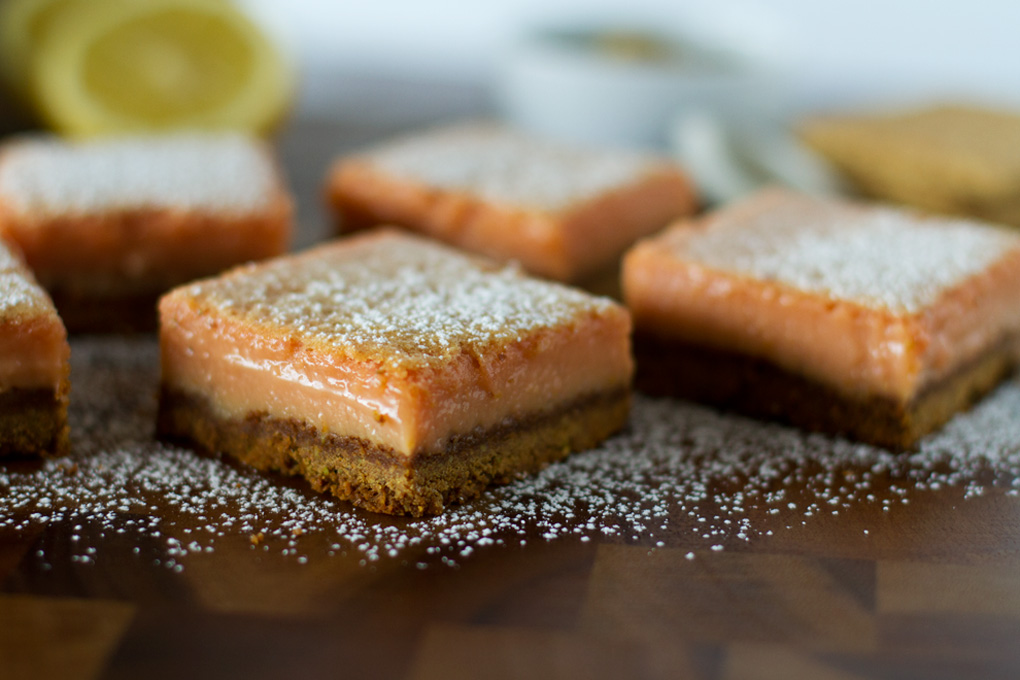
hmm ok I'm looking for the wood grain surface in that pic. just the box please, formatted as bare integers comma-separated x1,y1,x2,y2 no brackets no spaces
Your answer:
2,120,1019,680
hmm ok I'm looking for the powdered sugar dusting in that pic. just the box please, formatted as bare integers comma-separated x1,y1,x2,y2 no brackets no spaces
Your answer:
361,123,663,211
1,336,1017,572
0,272,50,316
676,190,1020,312
186,232,620,367
0,133,279,217
0,242,53,318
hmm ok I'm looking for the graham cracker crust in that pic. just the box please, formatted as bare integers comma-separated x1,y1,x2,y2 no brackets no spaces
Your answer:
633,334,1018,450
0,387,69,457
157,387,631,516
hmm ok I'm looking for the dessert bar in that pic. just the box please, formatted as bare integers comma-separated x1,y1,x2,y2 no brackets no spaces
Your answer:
326,122,696,284
0,132,292,331
0,239,69,456
623,189,1020,449
158,230,633,515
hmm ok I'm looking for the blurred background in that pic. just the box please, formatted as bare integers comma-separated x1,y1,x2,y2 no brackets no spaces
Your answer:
3,0,1020,228
242,0,1020,124
247,0,1020,209
7,0,1020,132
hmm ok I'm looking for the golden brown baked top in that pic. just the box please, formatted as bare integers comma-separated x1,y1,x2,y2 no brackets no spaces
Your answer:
654,189,1020,314
0,132,284,218
168,230,624,370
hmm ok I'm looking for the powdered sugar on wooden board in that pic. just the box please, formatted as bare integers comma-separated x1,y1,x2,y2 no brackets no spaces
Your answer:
1,336,1017,571
0,133,278,217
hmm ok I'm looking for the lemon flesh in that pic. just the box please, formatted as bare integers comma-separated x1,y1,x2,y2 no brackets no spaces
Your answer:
30,0,291,136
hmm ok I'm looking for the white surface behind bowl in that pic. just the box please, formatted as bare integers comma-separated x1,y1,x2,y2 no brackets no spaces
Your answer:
241,0,1020,123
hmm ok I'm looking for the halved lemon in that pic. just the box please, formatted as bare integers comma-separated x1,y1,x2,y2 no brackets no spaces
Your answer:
29,0,292,136
0,0,77,101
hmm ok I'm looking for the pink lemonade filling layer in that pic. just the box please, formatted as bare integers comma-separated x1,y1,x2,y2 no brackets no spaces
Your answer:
333,162,693,282
624,246,1020,402
0,316,68,392
160,299,632,458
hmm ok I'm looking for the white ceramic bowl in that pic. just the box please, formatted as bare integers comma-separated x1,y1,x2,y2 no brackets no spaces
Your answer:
496,26,778,149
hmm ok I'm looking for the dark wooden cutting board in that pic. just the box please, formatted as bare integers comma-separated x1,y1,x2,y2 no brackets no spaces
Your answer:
2,121,1019,680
